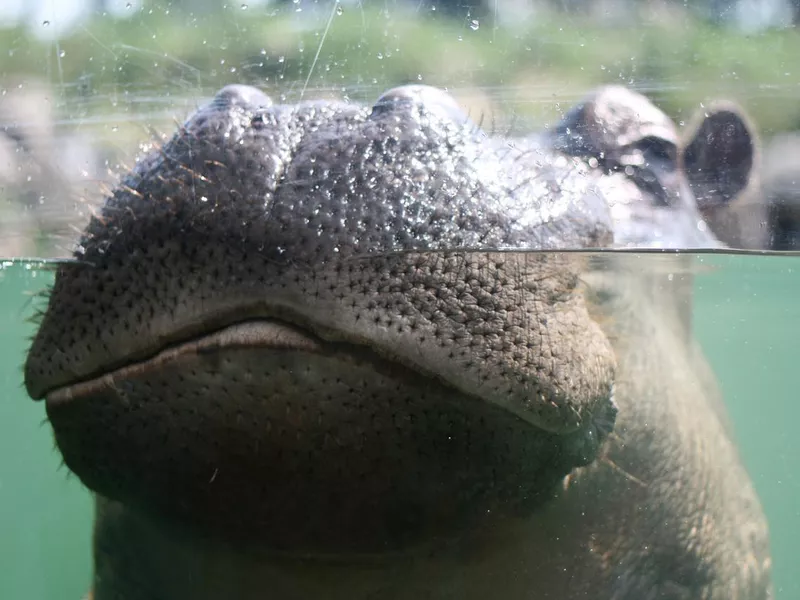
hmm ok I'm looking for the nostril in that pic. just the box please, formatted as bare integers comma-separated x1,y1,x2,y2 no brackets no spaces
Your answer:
212,84,273,112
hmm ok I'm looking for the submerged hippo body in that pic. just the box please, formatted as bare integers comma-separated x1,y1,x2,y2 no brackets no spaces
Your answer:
25,84,771,599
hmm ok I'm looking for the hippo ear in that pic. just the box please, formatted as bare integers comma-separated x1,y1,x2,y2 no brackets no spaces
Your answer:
682,104,757,210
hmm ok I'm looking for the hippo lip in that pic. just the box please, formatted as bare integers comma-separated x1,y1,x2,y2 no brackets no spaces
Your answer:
42,315,523,416
44,319,329,406
43,315,618,469
32,291,616,438
40,314,617,554
41,311,613,451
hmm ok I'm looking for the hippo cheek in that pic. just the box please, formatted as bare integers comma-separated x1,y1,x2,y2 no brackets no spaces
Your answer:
44,319,604,556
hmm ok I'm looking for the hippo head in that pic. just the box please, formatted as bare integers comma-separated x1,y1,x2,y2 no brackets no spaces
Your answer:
24,84,754,554
551,86,755,248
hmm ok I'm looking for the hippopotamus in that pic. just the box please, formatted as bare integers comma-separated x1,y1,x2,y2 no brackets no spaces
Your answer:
24,84,772,599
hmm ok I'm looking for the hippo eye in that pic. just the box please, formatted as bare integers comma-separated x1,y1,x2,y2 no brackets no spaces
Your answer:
637,136,678,165
251,112,267,130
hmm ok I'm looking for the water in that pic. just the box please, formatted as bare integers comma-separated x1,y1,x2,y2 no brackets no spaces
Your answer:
0,261,92,599
1,252,798,599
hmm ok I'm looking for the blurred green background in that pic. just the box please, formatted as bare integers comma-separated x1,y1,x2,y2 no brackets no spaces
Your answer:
2,0,800,143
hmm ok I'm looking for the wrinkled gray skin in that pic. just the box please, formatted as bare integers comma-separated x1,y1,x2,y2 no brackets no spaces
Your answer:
25,84,771,599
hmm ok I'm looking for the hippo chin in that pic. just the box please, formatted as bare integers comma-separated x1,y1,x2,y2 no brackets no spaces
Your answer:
24,84,771,599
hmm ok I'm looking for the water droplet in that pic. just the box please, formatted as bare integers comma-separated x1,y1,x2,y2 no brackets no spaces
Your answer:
59,50,66,58
125,2,131,8
470,19,479,30
376,52,383,60
42,20,50,27
278,55,285,63
241,3,247,9
336,4,343,15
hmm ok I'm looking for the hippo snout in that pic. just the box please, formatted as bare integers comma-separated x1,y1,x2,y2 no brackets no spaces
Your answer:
25,84,619,553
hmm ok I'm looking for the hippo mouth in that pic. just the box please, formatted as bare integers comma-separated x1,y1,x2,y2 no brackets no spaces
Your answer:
40,303,616,554
44,319,326,406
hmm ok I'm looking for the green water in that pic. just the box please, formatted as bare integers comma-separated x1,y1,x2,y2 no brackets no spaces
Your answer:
1,254,798,599
0,261,93,600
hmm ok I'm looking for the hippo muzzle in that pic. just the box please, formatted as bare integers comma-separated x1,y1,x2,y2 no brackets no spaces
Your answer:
26,85,622,554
